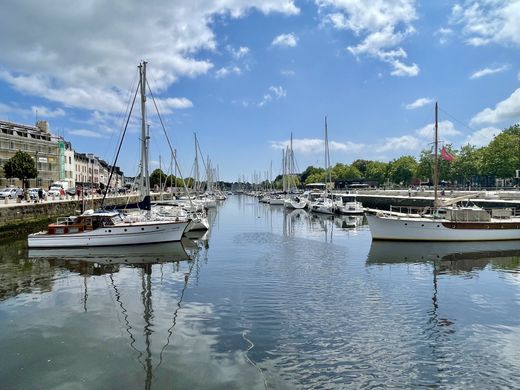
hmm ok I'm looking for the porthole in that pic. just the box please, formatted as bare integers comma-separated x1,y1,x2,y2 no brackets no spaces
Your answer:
141,227,144,231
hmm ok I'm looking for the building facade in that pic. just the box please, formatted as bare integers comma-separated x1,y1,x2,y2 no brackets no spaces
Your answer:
0,120,60,188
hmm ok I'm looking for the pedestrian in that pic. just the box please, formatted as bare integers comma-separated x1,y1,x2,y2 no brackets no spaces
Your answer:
59,187,65,198
38,188,43,203
17,187,23,202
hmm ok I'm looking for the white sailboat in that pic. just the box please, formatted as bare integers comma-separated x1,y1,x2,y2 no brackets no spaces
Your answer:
310,117,335,215
284,133,307,209
28,62,189,248
366,102,520,241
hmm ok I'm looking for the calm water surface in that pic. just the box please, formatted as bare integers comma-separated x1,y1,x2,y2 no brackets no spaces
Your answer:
1,195,520,389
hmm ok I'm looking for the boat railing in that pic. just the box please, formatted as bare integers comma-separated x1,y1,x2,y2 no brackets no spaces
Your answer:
389,205,520,221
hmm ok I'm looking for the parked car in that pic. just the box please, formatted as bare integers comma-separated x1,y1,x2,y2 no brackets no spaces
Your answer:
0,187,18,199
47,187,62,197
28,188,46,199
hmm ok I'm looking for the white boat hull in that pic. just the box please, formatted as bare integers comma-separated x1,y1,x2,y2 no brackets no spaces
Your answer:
284,199,307,209
366,214,520,241
186,217,209,231
28,220,189,248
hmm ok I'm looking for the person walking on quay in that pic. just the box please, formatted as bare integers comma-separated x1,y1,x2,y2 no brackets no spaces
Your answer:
59,187,65,199
38,188,43,203
16,187,23,202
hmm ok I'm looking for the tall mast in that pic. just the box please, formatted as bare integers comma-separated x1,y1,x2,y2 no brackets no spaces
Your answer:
433,102,439,208
194,133,199,192
324,116,331,188
139,61,150,206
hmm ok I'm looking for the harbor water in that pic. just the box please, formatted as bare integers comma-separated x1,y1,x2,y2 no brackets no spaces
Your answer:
1,195,520,389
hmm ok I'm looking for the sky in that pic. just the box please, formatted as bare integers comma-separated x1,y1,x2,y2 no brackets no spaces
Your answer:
1,0,519,182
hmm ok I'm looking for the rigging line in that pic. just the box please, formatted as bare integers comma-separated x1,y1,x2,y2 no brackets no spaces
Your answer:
438,107,476,134
101,77,140,209
108,71,140,166
242,330,269,390
146,79,195,209
154,257,196,372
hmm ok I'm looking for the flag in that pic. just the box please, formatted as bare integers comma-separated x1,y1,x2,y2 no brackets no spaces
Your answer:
440,146,455,162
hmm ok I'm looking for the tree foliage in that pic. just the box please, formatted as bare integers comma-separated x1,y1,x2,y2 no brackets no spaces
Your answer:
365,161,388,183
3,151,38,188
479,125,520,178
149,169,168,188
388,156,418,186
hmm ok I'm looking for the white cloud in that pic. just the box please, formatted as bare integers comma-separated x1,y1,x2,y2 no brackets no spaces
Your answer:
464,127,499,147
405,97,433,110
451,0,520,47
68,129,105,138
375,135,421,153
272,33,298,48
470,88,520,125
281,69,296,76
258,85,287,107
0,103,66,119
270,138,364,153
435,27,454,45
415,120,462,139
318,0,419,77
31,105,66,118
215,66,242,78
469,64,510,79
0,1,299,113
227,45,250,59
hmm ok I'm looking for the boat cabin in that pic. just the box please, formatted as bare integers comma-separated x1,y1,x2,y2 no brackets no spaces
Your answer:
46,211,124,235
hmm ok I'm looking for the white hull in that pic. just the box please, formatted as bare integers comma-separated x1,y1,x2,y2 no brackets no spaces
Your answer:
28,220,189,248
284,199,307,209
366,214,520,241
310,199,335,215
186,217,209,231
269,198,284,205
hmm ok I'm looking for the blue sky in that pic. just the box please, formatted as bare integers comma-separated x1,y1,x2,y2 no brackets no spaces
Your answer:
1,0,519,182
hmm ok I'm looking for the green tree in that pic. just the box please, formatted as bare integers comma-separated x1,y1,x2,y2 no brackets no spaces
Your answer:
416,149,433,182
305,170,326,185
3,151,38,189
480,125,520,178
351,159,370,176
300,166,322,183
149,168,167,189
365,161,388,184
451,144,482,184
330,163,362,181
388,155,418,186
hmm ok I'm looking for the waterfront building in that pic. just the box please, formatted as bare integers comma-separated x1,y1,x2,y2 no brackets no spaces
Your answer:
0,120,60,188
74,152,124,190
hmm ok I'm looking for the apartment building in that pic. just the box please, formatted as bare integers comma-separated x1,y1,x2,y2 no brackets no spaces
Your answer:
0,120,60,188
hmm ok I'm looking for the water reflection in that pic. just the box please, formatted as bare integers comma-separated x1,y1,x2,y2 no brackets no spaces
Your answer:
366,240,520,274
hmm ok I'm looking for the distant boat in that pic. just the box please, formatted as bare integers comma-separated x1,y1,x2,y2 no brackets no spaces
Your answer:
28,62,189,248
310,117,335,215
366,102,520,241
334,194,364,215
